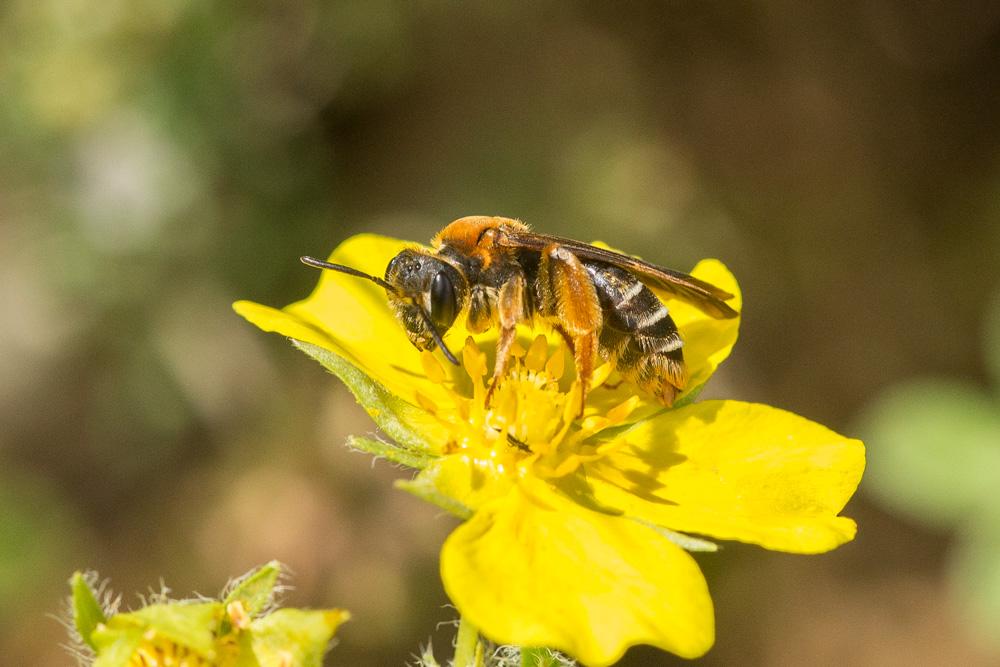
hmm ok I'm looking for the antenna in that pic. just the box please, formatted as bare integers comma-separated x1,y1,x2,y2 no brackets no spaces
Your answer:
300,256,398,294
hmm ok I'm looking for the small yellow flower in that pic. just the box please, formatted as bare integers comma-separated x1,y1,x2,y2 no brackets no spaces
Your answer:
235,234,865,665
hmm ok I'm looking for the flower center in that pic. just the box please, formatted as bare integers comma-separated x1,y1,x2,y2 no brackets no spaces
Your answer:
415,334,641,479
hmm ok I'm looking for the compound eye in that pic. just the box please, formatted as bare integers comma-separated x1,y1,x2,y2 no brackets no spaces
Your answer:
429,270,458,329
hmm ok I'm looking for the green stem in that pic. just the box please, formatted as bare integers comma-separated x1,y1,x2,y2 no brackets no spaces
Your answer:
453,615,480,667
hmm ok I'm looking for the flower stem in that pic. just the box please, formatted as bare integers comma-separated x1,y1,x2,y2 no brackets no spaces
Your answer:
453,615,480,667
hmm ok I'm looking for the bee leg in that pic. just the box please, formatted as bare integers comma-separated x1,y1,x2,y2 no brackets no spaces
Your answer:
485,324,516,407
485,272,527,407
552,324,575,353
539,245,602,417
572,332,598,416
466,285,493,334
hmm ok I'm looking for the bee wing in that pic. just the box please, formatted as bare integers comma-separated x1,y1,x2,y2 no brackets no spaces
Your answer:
498,230,739,319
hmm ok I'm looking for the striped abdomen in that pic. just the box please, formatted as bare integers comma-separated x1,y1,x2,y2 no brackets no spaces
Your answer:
587,262,686,405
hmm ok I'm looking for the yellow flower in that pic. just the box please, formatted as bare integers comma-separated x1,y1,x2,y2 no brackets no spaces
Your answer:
234,234,865,665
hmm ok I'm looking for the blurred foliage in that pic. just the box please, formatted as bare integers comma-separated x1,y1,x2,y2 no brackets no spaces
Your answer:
857,291,1000,652
1,1,999,665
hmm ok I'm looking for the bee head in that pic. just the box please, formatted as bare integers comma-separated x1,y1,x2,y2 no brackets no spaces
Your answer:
300,250,466,365
384,249,467,354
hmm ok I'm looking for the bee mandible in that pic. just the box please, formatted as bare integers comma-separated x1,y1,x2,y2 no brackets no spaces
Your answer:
302,216,738,414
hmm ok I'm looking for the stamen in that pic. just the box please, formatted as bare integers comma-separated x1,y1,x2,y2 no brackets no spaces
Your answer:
590,362,614,389
462,337,487,380
415,389,438,415
545,347,565,379
227,600,250,630
607,395,640,423
525,334,549,372
421,350,446,384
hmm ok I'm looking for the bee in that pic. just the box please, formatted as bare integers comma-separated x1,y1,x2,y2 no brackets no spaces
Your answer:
302,216,738,413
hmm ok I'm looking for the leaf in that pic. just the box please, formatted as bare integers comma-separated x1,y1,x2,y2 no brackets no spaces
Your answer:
858,379,1000,528
91,626,144,667
69,572,106,650
984,287,1000,390
949,507,1000,652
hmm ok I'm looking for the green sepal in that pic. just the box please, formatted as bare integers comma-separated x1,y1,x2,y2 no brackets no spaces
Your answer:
224,560,281,617
348,435,434,469
250,608,350,667
395,476,472,520
673,382,705,410
69,571,106,650
636,520,720,552
519,647,564,667
414,642,442,667
90,626,144,667
293,340,447,454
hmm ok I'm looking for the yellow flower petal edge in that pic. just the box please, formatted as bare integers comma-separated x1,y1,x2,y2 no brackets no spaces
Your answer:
676,259,742,395
586,400,865,553
440,479,714,665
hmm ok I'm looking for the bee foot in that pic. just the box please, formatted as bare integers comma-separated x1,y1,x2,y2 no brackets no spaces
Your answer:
484,379,499,408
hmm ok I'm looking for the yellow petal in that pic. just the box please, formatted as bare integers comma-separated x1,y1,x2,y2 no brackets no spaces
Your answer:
232,300,340,352
588,400,864,553
413,453,516,513
440,480,714,664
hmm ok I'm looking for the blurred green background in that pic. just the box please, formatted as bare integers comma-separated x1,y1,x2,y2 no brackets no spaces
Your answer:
2,2,999,665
